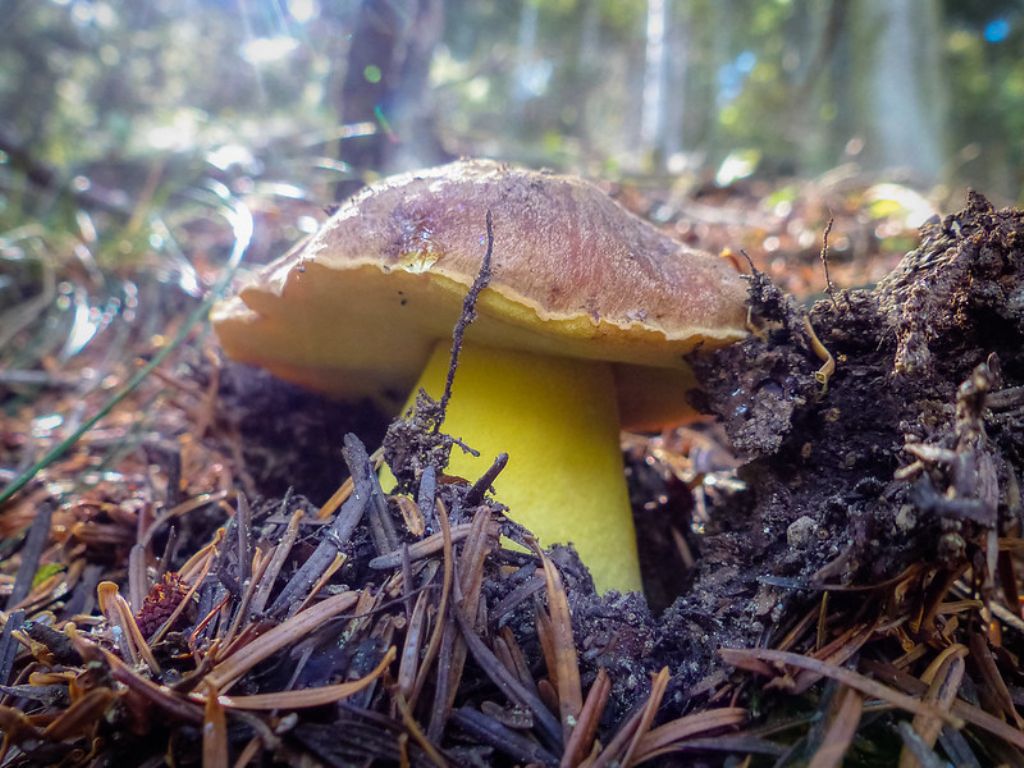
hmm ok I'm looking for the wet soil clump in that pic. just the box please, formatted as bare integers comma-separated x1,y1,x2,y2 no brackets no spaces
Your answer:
672,191,1024,694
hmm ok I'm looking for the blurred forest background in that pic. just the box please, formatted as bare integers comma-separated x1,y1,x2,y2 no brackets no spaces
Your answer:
2,0,1022,214
1,0,1023,403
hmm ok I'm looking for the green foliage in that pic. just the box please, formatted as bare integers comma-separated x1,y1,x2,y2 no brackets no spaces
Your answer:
0,1,344,182
1,0,1021,205
943,13,1024,200
32,562,65,587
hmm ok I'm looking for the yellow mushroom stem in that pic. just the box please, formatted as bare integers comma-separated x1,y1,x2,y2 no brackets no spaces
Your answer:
384,339,642,594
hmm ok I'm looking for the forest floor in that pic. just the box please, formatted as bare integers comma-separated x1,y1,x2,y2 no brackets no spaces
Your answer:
1,172,1023,766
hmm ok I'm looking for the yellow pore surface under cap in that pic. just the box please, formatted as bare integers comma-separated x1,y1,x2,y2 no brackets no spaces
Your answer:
386,340,642,594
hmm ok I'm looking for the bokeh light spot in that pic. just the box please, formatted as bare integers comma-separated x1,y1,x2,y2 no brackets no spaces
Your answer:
984,17,1010,43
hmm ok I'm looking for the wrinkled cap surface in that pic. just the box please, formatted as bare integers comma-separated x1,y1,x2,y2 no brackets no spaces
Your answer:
212,159,749,418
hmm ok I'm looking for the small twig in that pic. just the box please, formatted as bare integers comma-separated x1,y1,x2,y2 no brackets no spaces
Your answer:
987,384,1024,412
235,493,253,585
154,526,179,582
0,370,76,389
464,452,509,507
7,502,52,609
367,523,475,569
435,210,494,431
417,463,438,530
249,509,301,617
452,707,558,766
221,550,271,650
739,248,757,273
266,434,373,618
454,607,563,750
128,544,148,613
820,215,839,311
365,456,400,556
0,610,26,687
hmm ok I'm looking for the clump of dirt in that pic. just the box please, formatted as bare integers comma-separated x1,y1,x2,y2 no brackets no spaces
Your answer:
672,191,1024,686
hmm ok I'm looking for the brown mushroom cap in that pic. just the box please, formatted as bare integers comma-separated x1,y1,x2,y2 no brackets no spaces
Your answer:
212,160,748,423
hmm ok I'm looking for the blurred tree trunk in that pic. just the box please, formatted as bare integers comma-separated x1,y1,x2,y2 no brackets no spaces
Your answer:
640,0,667,168
788,0,848,174
573,1,600,156
335,0,446,200
687,0,736,165
511,0,539,123
846,0,948,183
663,1,691,166
1,0,60,146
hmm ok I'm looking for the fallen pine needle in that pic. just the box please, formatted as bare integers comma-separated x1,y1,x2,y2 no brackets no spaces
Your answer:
633,707,748,763
206,590,358,690
534,544,583,744
197,646,396,710
719,648,963,728
808,686,863,768
203,681,229,768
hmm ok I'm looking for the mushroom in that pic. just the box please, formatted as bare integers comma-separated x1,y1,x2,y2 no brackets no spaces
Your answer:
212,160,748,593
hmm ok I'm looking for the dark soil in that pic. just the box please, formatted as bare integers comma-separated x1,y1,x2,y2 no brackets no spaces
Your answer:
677,191,1024,685
218,363,388,503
